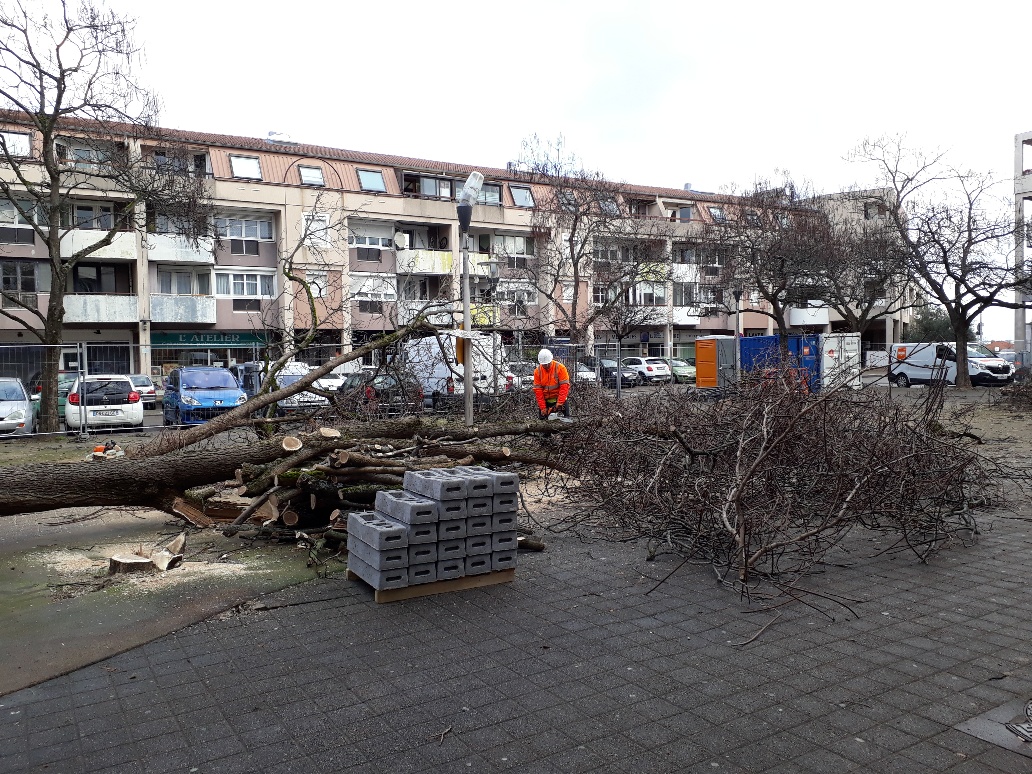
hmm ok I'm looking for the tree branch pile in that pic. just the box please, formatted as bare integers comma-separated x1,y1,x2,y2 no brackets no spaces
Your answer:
551,373,1012,589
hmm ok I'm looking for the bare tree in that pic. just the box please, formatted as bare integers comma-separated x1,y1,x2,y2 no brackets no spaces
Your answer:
0,0,213,431
512,136,673,349
853,136,1022,387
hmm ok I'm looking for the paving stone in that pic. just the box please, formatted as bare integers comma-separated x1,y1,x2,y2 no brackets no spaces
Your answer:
407,542,438,565
465,534,492,556
492,550,518,571
437,518,468,541
466,496,494,518
436,558,465,581
408,562,437,585
492,512,517,532
493,492,519,513
465,554,492,575
347,534,408,570
492,530,517,552
403,469,468,500
406,522,437,545
466,514,493,536
374,489,439,524
346,552,408,590
437,498,468,520
437,538,466,561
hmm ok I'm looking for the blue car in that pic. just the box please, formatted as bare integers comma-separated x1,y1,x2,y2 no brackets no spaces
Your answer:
162,366,247,426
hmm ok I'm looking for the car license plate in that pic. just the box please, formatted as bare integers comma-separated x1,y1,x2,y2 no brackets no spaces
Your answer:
213,400,223,406
93,410,119,417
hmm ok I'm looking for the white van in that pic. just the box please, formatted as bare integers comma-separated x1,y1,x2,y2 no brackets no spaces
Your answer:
889,342,1013,387
400,331,514,406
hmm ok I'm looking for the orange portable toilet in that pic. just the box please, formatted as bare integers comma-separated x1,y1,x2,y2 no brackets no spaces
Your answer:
695,336,737,390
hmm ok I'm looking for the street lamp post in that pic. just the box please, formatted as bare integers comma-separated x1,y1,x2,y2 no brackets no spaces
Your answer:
733,286,743,385
457,171,484,428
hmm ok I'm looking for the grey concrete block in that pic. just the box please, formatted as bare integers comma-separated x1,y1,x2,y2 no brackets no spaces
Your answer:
492,492,518,513
465,534,492,556
347,511,408,550
347,553,408,591
491,512,517,532
374,490,438,524
403,469,468,500
466,514,492,536
492,531,518,552
437,538,466,560
453,465,519,495
492,550,518,571
347,534,408,570
408,562,437,585
437,519,467,541
408,543,438,565
449,466,495,496
437,499,468,520
436,558,465,580
465,554,491,575
466,496,494,519
407,522,437,545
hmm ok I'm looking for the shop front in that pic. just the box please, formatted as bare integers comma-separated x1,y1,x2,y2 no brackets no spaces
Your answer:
149,331,267,380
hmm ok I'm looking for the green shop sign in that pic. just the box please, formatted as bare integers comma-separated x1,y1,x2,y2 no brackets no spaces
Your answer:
150,331,266,347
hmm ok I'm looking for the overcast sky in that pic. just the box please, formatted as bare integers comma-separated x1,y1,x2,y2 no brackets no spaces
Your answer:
110,0,1025,340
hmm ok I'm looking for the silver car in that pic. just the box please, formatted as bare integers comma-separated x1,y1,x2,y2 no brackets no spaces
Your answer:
0,378,34,436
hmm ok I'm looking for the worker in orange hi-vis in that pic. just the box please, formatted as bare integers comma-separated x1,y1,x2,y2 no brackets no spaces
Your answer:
532,349,570,420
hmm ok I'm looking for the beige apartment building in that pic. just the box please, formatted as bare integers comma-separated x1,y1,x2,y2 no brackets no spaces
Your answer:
1015,130,1032,352
0,120,911,381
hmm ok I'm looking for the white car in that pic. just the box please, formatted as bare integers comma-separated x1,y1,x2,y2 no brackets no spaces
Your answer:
0,378,34,436
621,356,673,384
64,375,145,430
573,362,598,384
313,372,345,392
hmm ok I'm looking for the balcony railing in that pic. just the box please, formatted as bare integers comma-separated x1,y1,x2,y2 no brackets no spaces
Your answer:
60,230,137,261
150,294,217,324
397,299,458,327
63,293,138,323
396,249,454,275
146,234,215,264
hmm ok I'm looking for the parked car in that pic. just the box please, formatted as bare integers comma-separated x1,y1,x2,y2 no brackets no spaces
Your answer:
573,361,598,384
337,370,425,416
64,374,144,431
666,358,697,384
594,359,638,388
128,374,158,409
622,356,672,384
162,366,247,426
270,368,331,415
506,361,537,391
26,370,77,424
0,377,34,436
313,371,345,392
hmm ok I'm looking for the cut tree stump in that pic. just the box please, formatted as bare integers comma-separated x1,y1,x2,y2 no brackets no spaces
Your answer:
151,549,184,572
108,554,156,574
282,436,303,452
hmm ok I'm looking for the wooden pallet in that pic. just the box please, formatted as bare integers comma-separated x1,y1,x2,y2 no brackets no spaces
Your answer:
346,568,515,603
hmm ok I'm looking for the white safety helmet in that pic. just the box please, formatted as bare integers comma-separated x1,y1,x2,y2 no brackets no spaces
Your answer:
537,349,554,365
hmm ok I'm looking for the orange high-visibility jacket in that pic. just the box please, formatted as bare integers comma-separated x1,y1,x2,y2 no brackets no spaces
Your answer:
533,361,570,412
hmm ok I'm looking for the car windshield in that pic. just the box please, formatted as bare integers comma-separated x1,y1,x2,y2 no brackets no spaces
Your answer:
669,359,689,367
275,374,305,387
968,344,996,358
0,382,26,401
600,360,617,368
130,376,152,387
182,371,238,389
645,359,667,366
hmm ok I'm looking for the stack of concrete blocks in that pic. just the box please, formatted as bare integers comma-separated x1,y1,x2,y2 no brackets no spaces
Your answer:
346,465,520,592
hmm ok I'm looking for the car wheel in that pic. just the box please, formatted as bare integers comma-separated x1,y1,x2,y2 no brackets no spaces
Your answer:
895,373,911,389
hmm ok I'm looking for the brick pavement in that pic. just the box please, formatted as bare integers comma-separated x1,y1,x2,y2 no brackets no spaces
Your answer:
1,511,1031,773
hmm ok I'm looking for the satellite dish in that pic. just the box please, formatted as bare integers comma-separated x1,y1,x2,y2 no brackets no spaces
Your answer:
393,232,410,250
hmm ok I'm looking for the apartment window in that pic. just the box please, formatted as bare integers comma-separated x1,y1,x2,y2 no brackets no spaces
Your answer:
306,270,328,298
496,286,536,317
403,174,452,199
744,211,761,227
592,284,617,305
215,216,274,255
456,181,502,205
229,155,262,180
676,246,697,264
673,282,697,306
775,212,790,228
698,285,718,304
73,264,117,293
303,213,331,249
864,202,887,220
1,260,36,308
707,206,727,224
357,169,387,192
351,274,396,314
348,222,393,261
155,151,209,177
299,165,325,186
157,269,210,296
216,271,275,311
511,186,534,208
0,199,36,244
0,131,30,158
400,277,431,301
635,282,666,306
677,207,693,223
73,202,114,230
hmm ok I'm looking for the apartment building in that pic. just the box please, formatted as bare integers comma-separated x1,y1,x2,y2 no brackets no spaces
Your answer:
0,119,911,381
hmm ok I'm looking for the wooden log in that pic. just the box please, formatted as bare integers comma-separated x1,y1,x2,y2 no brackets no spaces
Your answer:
282,436,303,452
166,532,187,555
329,465,407,477
517,535,546,552
172,497,213,528
324,528,348,542
184,484,220,509
318,427,342,439
108,554,155,574
280,507,300,527
268,488,302,510
151,549,184,571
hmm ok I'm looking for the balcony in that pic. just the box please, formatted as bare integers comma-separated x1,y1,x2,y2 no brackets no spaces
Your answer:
397,299,458,327
60,230,137,261
63,294,139,323
151,294,217,324
672,308,701,326
146,234,215,264
789,304,830,327
396,249,453,275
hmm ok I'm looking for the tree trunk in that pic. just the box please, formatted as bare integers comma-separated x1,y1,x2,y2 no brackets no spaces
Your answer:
954,320,972,388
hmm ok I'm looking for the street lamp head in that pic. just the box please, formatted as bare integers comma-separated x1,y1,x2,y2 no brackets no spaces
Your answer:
457,171,484,234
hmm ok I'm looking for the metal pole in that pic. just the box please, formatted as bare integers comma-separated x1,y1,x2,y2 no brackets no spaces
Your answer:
462,238,473,427
734,291,743,385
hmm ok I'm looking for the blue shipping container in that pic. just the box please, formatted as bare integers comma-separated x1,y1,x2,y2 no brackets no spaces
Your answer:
738,335,821,393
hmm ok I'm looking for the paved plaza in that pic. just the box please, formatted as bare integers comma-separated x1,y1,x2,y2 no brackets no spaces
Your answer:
1,510,1031,773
